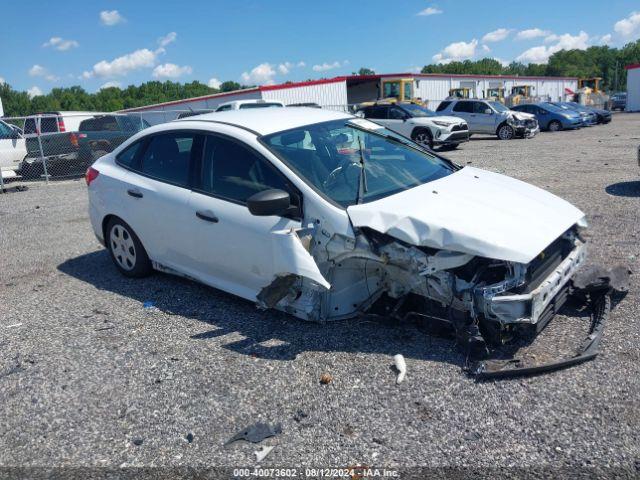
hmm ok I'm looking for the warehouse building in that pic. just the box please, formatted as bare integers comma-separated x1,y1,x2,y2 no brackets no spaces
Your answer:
625,64,640,111
123,73,578,124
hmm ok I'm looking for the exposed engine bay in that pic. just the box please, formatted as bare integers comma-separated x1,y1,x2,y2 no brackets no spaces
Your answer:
257,222,628,377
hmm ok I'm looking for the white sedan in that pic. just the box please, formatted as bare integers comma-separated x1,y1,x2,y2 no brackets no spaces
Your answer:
87,108,587,349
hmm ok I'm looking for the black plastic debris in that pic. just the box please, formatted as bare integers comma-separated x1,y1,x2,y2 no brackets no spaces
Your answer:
224,422,282,446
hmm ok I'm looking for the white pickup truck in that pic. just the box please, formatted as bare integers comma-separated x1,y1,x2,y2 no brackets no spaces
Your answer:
0,119,26,180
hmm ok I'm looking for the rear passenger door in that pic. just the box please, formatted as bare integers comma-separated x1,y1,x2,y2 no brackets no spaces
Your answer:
187,134,302,299
119,131,200,270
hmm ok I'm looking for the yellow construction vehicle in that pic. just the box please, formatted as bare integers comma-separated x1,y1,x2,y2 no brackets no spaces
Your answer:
485,87,505,102
380,78,414,101
448,88,471,99
507,85,535,106
578,78,603,93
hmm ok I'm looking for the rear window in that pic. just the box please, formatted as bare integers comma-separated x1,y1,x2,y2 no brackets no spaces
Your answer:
40,117,59,133
116,141,143,168
24,119,37,134
435,101,451,112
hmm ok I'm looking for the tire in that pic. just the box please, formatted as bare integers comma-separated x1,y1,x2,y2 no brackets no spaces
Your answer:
439,144,459,151
106,217,152,278
411,128,433,149
548,120,562,132
497,124,515,140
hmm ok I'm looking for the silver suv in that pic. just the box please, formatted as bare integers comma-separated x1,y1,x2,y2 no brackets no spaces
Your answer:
436,99,539,140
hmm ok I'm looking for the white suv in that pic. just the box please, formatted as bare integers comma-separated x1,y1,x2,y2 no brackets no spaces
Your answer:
215,99,284,112
0,120,26,180
356,102,469,149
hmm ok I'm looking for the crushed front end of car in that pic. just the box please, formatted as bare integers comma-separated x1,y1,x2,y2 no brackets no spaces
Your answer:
507,113,539,138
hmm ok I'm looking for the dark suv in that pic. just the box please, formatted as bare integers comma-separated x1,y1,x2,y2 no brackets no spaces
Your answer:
76,115,150,163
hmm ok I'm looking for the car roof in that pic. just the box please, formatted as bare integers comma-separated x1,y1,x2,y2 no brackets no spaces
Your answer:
174,107,353,136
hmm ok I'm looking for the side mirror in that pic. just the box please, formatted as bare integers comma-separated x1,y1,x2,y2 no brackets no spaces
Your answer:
484,108,493,115
247,189,291,217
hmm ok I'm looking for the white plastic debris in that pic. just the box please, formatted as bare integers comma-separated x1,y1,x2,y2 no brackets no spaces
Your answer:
394,354,407,384
255,445,274,462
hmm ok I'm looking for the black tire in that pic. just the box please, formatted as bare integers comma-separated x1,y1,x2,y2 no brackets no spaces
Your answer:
548,120,562,132
496,124,515,140
439,144,459,151
106,217,152,278
411,128,434,149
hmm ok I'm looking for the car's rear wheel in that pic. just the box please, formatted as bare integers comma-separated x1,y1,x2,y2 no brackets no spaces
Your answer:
497,124,515,140
411,128,433,149
548,120,562,132
106,217,152,278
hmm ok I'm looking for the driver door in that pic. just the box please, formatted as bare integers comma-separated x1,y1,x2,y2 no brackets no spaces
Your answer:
186,133,303,299
472,101,497,133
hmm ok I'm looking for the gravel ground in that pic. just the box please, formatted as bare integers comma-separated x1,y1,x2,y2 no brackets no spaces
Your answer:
0,113,639,476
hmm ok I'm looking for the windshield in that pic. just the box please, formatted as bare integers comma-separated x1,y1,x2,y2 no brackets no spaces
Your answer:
400,104,437,117
239,102,283,109
488,101,510,113
261,119,455,207
539,102,565,113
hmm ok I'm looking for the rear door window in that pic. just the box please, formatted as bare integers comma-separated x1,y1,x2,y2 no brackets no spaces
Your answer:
138,132,196,187
116,141,144,168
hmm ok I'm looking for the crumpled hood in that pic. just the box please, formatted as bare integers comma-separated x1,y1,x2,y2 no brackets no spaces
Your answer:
511,111,535,121
347,166,586,264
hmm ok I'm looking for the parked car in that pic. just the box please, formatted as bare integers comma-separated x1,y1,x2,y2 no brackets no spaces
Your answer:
566,102,611,124
215,99,284,112
355,101,469,149
0,119,27,180
436,99,539,139
22,111,100,159
610,93,627,111
176,110,215,119
87,107,587,351
76,115,150,163
288,102,321,108
511,102,583,131
21,114,149,179
549,102,598,126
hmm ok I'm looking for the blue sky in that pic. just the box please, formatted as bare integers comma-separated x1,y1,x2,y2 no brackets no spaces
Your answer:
1,0,639,96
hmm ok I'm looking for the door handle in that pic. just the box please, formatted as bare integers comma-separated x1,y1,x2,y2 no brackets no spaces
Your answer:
196,210,219,223
127,189,143,198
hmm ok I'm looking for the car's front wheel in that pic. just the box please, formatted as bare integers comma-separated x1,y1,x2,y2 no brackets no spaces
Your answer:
106,217,152,278
497,124,515,140
411,128,434,149
548,120,562,132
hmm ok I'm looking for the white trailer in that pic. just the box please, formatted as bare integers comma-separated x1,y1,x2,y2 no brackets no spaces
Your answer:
626,64,640,112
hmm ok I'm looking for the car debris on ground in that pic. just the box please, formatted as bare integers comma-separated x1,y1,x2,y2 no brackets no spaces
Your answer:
393,354,407,384
224,423,282,446
255,445,275,462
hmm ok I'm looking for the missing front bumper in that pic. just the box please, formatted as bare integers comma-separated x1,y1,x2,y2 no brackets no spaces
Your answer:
485,240,587,325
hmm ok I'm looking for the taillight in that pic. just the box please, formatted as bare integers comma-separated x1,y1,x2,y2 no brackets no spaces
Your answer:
85,167,99,186
70,133,78,147
58,117,66,132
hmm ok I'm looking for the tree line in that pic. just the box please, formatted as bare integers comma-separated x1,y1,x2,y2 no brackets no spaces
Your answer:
2,39,639,117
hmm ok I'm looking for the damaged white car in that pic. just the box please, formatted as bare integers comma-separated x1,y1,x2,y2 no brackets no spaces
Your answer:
87,108,587,353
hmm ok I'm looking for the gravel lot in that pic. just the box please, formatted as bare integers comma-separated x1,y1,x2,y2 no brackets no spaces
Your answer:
1,113,639,476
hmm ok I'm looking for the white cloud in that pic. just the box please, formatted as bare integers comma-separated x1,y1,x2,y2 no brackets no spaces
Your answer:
278,62,293,75
482,28,511,43
100,81,121,90
29,65,46,77
28,65,58,81
0,77,5,85
83,48,158,78
515,28,551,40
614,11,640,38
43,37,79,51
100,10,125,26
158,32,177,47
599,33,613,45
297,61,306,67
152,63,193,78
516,31,589,64
208,77,222,89
482,44,491,53
241,63,277,85
416,6,442,16
432,39,478,63
312,61,343,72
27,86,43,98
